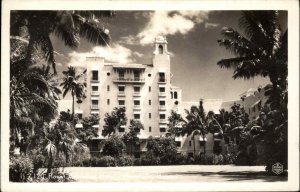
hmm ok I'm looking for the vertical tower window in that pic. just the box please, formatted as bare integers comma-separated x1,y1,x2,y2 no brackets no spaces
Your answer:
107,85,110,91
159,72,165,82
149,126,152,132
171,92,173,99
174,91,178,99
134,71,140,80
149,113,151,119
149,86,151,92
107,99,110,105
158,45,163,54
92,70,98,81
119,71,125,80
149,100,151,105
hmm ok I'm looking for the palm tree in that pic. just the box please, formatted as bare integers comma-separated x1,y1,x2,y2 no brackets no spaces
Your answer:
217,11,287,110
183,100,207,157
122,120,144,155
10,10,113,73
102,107,128,137
60,66,86,119
167,110,186,137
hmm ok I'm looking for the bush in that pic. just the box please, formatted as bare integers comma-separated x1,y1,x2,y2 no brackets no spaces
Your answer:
96,156,117,167
117,155,134,166
141,151,160,165
10,156,33,182
102,136,125,157
32,154,46,173
133,158,142,166
223,153,236,164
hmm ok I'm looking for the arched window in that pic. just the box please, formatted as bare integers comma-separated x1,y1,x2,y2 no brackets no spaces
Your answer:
174,91,178,99
158,45,163,54
171,91,173,99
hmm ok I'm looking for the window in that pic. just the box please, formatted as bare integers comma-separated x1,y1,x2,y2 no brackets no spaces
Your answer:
77,113,83,120
134,71,139,80
134,114,140,120
119,86,125,92
171,92,173,99
160,128,166,132
253,106,256,112
159,100,165,106
134,86,140,92
159,72,165,82
107,85,110,91
158,45,163,54
174,91,178,99
148,73,151,77
149,86,151,92
92,86,98,91
92,100,98,105
189,141,192,146
134,100,140,106
92,71,98,81
107,72,110,76
118,100,125,106
149,113,151,119
160,114,166,119
159,87,165,92
176,141,181,147
149,100,151,105
149,126,151,132
119,71,125,79
107,99,110,105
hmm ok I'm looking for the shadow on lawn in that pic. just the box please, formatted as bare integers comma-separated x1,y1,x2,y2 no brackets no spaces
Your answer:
162,171,287,182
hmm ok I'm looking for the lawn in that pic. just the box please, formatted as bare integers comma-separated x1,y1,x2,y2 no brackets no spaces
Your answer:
64,165,287,183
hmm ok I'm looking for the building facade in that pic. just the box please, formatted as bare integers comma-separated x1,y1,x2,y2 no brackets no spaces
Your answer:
57,36,268,157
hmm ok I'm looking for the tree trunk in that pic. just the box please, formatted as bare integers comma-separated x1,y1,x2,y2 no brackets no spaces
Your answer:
193,135,196,158
72,93,75,120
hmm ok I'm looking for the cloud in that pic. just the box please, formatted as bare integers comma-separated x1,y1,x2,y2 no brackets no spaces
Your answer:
66,44,138,67
137,11,211,45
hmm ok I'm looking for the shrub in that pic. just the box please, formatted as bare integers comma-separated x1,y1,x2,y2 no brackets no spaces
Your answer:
141,151,160,165
10,156,33,182
223,153,236,164
117,155,134,166
102,136,125,157
97,156,117,167
48,168,75,182
133,158,141,166
205,154,214,165
213,154,224,165
32,154,46,173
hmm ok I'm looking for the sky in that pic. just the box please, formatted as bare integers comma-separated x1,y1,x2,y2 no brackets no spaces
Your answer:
52,11,287,102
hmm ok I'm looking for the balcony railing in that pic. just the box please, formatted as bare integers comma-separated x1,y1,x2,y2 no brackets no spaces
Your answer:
133,105,141,110
158,78,166,83
159,105,166,110
91,79,99,83
91,91,99,96
159,119,167,124
113,78,145,84
118,91,125,96
159,92,166,97
133,92,141,97
91,105,99,110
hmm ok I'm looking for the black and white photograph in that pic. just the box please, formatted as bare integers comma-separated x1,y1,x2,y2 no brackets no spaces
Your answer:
1,0,299,191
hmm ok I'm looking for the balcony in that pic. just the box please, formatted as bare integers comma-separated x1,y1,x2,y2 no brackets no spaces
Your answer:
91,105,99,110
158,78,166,84
113,78,145,84
133,92,141,97
91,78,99,83
91,91,99,96
118,91,125,97
159,119,167,124
159,105,166,110
159,92,166,97
133,105,141,110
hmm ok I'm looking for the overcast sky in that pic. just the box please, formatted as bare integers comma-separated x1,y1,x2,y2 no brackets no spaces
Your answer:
52,11,287,101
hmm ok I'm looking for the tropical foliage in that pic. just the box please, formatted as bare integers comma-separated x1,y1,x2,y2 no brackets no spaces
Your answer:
102,107,127,137
217,11,287,172
122,120,144,155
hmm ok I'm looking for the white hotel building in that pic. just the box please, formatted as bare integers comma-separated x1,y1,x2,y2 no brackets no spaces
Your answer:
58,36,266,157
